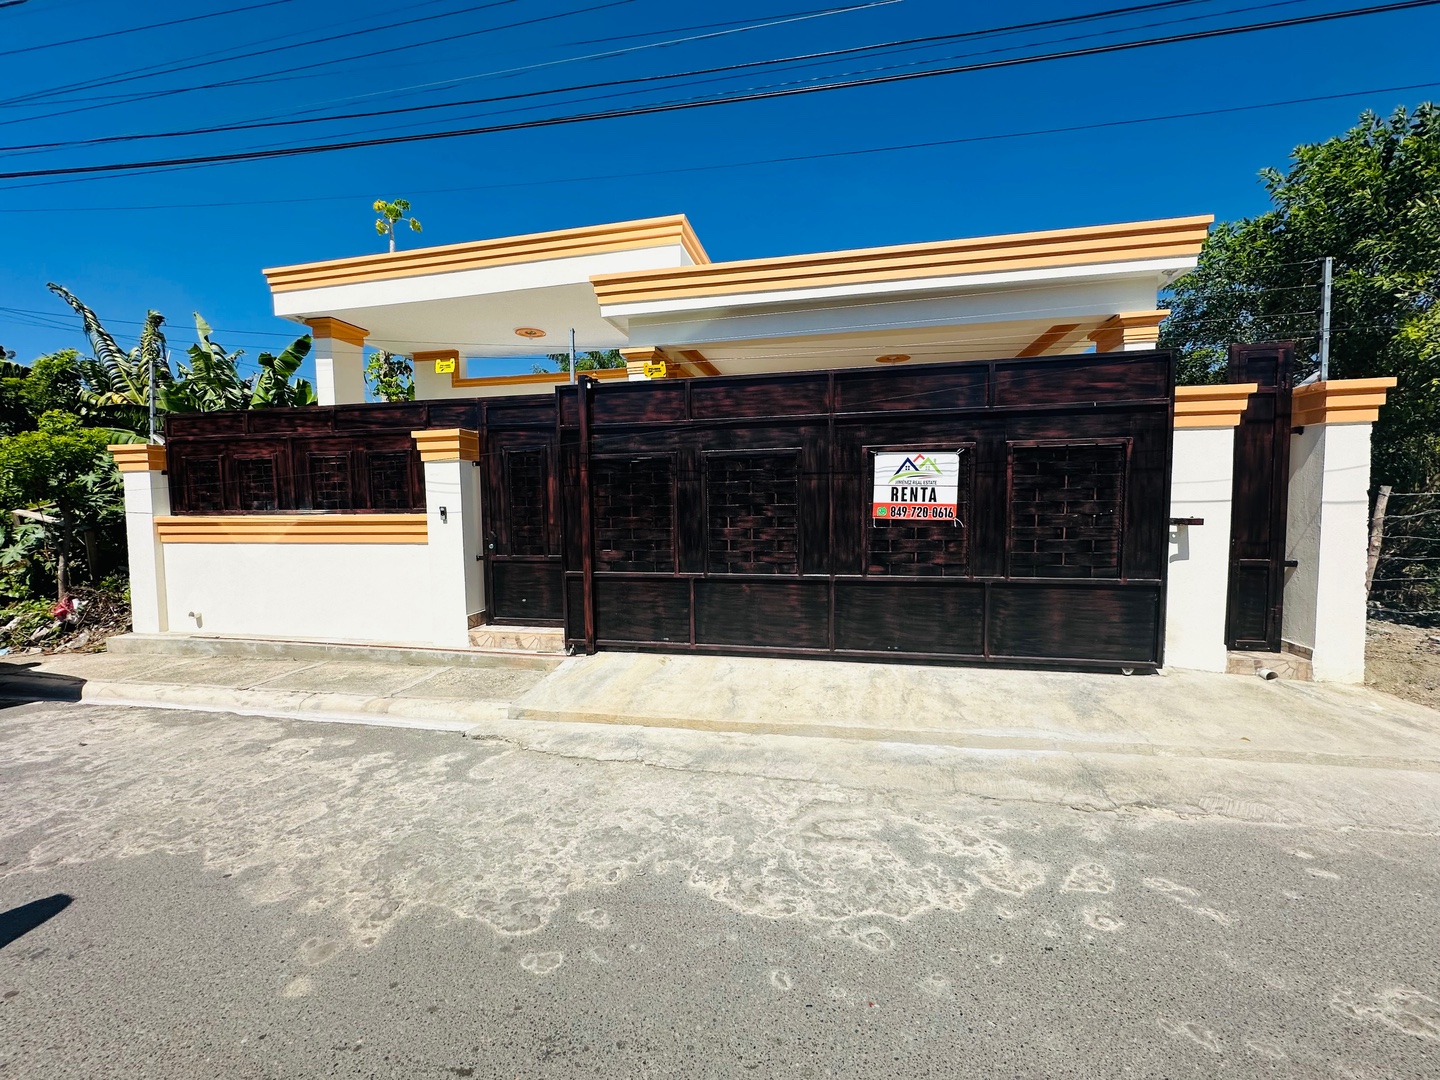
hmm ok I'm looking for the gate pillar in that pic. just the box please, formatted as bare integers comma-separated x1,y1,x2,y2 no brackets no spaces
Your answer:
1282,378,1396,683
110,443,171,634
413,429,484,649
1166,386,1257,671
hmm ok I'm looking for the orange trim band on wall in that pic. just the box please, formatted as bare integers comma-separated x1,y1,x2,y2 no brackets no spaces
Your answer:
109,444,167,472
412,428,480,462
590,216,1212,307
264,215,708,293
1174,383,1259,428
304,316,368,346
1292,377,1397,426
448,366,628,389
156,514,427,544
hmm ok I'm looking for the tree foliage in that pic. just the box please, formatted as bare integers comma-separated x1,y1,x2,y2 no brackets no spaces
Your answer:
161,314,316,413
0,412,120,602
1160,104,1440,490
374,198,421,252
365,350,415,402
46,283,170,435
532,348,625,374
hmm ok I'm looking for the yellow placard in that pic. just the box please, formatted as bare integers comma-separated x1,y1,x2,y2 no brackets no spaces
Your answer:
643,360,667,379
433,357,457,374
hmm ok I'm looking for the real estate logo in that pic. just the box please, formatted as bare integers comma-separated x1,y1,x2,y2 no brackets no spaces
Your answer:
888,454,943,484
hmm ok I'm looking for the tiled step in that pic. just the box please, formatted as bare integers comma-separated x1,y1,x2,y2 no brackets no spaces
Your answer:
468,624,568,655
1226,651,1313,681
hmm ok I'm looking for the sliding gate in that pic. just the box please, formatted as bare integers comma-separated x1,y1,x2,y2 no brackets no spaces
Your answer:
529,350,1175,671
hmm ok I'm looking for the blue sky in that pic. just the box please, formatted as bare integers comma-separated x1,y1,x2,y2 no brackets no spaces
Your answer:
2,0,1438,385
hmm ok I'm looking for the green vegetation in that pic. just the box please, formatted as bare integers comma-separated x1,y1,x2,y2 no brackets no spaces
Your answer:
532,348,625,375
0,289,315,630
374,197,422,252
365,350,416,402
1161,104,1440,493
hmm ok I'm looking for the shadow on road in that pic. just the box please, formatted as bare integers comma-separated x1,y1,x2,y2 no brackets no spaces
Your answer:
0,661,85,708
0,894,73,950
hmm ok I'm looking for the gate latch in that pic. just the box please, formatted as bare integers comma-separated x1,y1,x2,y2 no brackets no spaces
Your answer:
1169,517,1204,526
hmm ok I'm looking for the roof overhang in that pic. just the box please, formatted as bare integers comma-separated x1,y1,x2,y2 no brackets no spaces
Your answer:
590,215,1211,325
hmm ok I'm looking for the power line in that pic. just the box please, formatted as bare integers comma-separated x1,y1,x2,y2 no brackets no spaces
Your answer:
0,0,1210,132
4,1,1438,183
0,0,609,116
4,77,1437,207
0,0,300,59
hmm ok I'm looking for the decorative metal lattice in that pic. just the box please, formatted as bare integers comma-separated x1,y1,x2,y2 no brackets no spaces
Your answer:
1010,442,1126,578
365,451,412,511
184,457,224,513
706,452,799,575
309,453,352,511
506,449,549,555
593,457,675,573
232,456,278,513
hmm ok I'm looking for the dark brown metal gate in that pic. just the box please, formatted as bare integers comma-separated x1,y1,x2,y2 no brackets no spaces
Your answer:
553,351,1175,670
1225,342,1294,651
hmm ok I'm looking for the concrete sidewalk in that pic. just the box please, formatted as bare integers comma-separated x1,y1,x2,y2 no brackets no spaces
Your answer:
3,641,1440,770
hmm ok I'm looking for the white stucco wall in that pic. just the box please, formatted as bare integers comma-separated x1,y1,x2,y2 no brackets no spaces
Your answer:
121,469,170,634
422,458,485,648
162,542,436,645
1283,423,1372,682
1164,427,1234,672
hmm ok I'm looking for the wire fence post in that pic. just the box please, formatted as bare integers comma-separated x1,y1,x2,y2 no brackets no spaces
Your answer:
569,328,577,385
1366,485,1392,596
1318,255,1333,381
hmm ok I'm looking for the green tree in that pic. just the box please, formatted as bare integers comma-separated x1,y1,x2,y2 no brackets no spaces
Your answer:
21,349,86,419
532,348,625,375
0,412,119,603
374,198,421,253
1160,103,1440,490
365,350,415,401
162,315,316,413
46,283,171,437
0,357,31,436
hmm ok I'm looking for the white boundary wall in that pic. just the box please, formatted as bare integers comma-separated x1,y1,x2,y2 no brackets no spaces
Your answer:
163,542,435,644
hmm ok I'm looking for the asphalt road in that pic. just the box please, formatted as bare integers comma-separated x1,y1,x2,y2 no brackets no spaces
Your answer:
1,699,1437,1078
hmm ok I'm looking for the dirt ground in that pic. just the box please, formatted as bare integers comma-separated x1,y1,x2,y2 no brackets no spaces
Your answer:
1366,619,1440,709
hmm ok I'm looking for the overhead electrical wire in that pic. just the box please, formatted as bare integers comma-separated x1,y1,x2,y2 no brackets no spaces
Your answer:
0,0,1191,125
2,0,1436,183
0,0,300,58
0,0,1310,157
3,76,1438,199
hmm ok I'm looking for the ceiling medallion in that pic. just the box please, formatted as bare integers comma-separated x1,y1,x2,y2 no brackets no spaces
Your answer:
874,353,911,364
514,327,546,339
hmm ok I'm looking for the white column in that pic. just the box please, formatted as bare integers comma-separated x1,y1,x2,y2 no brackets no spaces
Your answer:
413,430,484,649
1164,427,1235,672
1283,424,1373,683
111,446,170,634
305,318,368,406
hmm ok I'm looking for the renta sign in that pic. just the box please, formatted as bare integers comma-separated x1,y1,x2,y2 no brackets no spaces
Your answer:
872,450,962,521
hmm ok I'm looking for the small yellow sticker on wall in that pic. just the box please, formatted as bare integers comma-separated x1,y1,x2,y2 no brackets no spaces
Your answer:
434,356,457,374
643,360,667,379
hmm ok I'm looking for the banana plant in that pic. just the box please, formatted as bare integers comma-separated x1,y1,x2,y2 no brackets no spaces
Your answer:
251,334,316,407
161,314,251,413
46,283,171,435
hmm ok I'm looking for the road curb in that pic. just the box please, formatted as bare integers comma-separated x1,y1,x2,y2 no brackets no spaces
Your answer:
0,676,503,733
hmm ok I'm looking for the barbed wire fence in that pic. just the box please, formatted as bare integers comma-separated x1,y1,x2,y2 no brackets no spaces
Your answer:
1368,489,1440,628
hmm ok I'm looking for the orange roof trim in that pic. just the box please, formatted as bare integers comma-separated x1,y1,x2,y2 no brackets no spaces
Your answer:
264,214,709,293
589,215,1213,307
